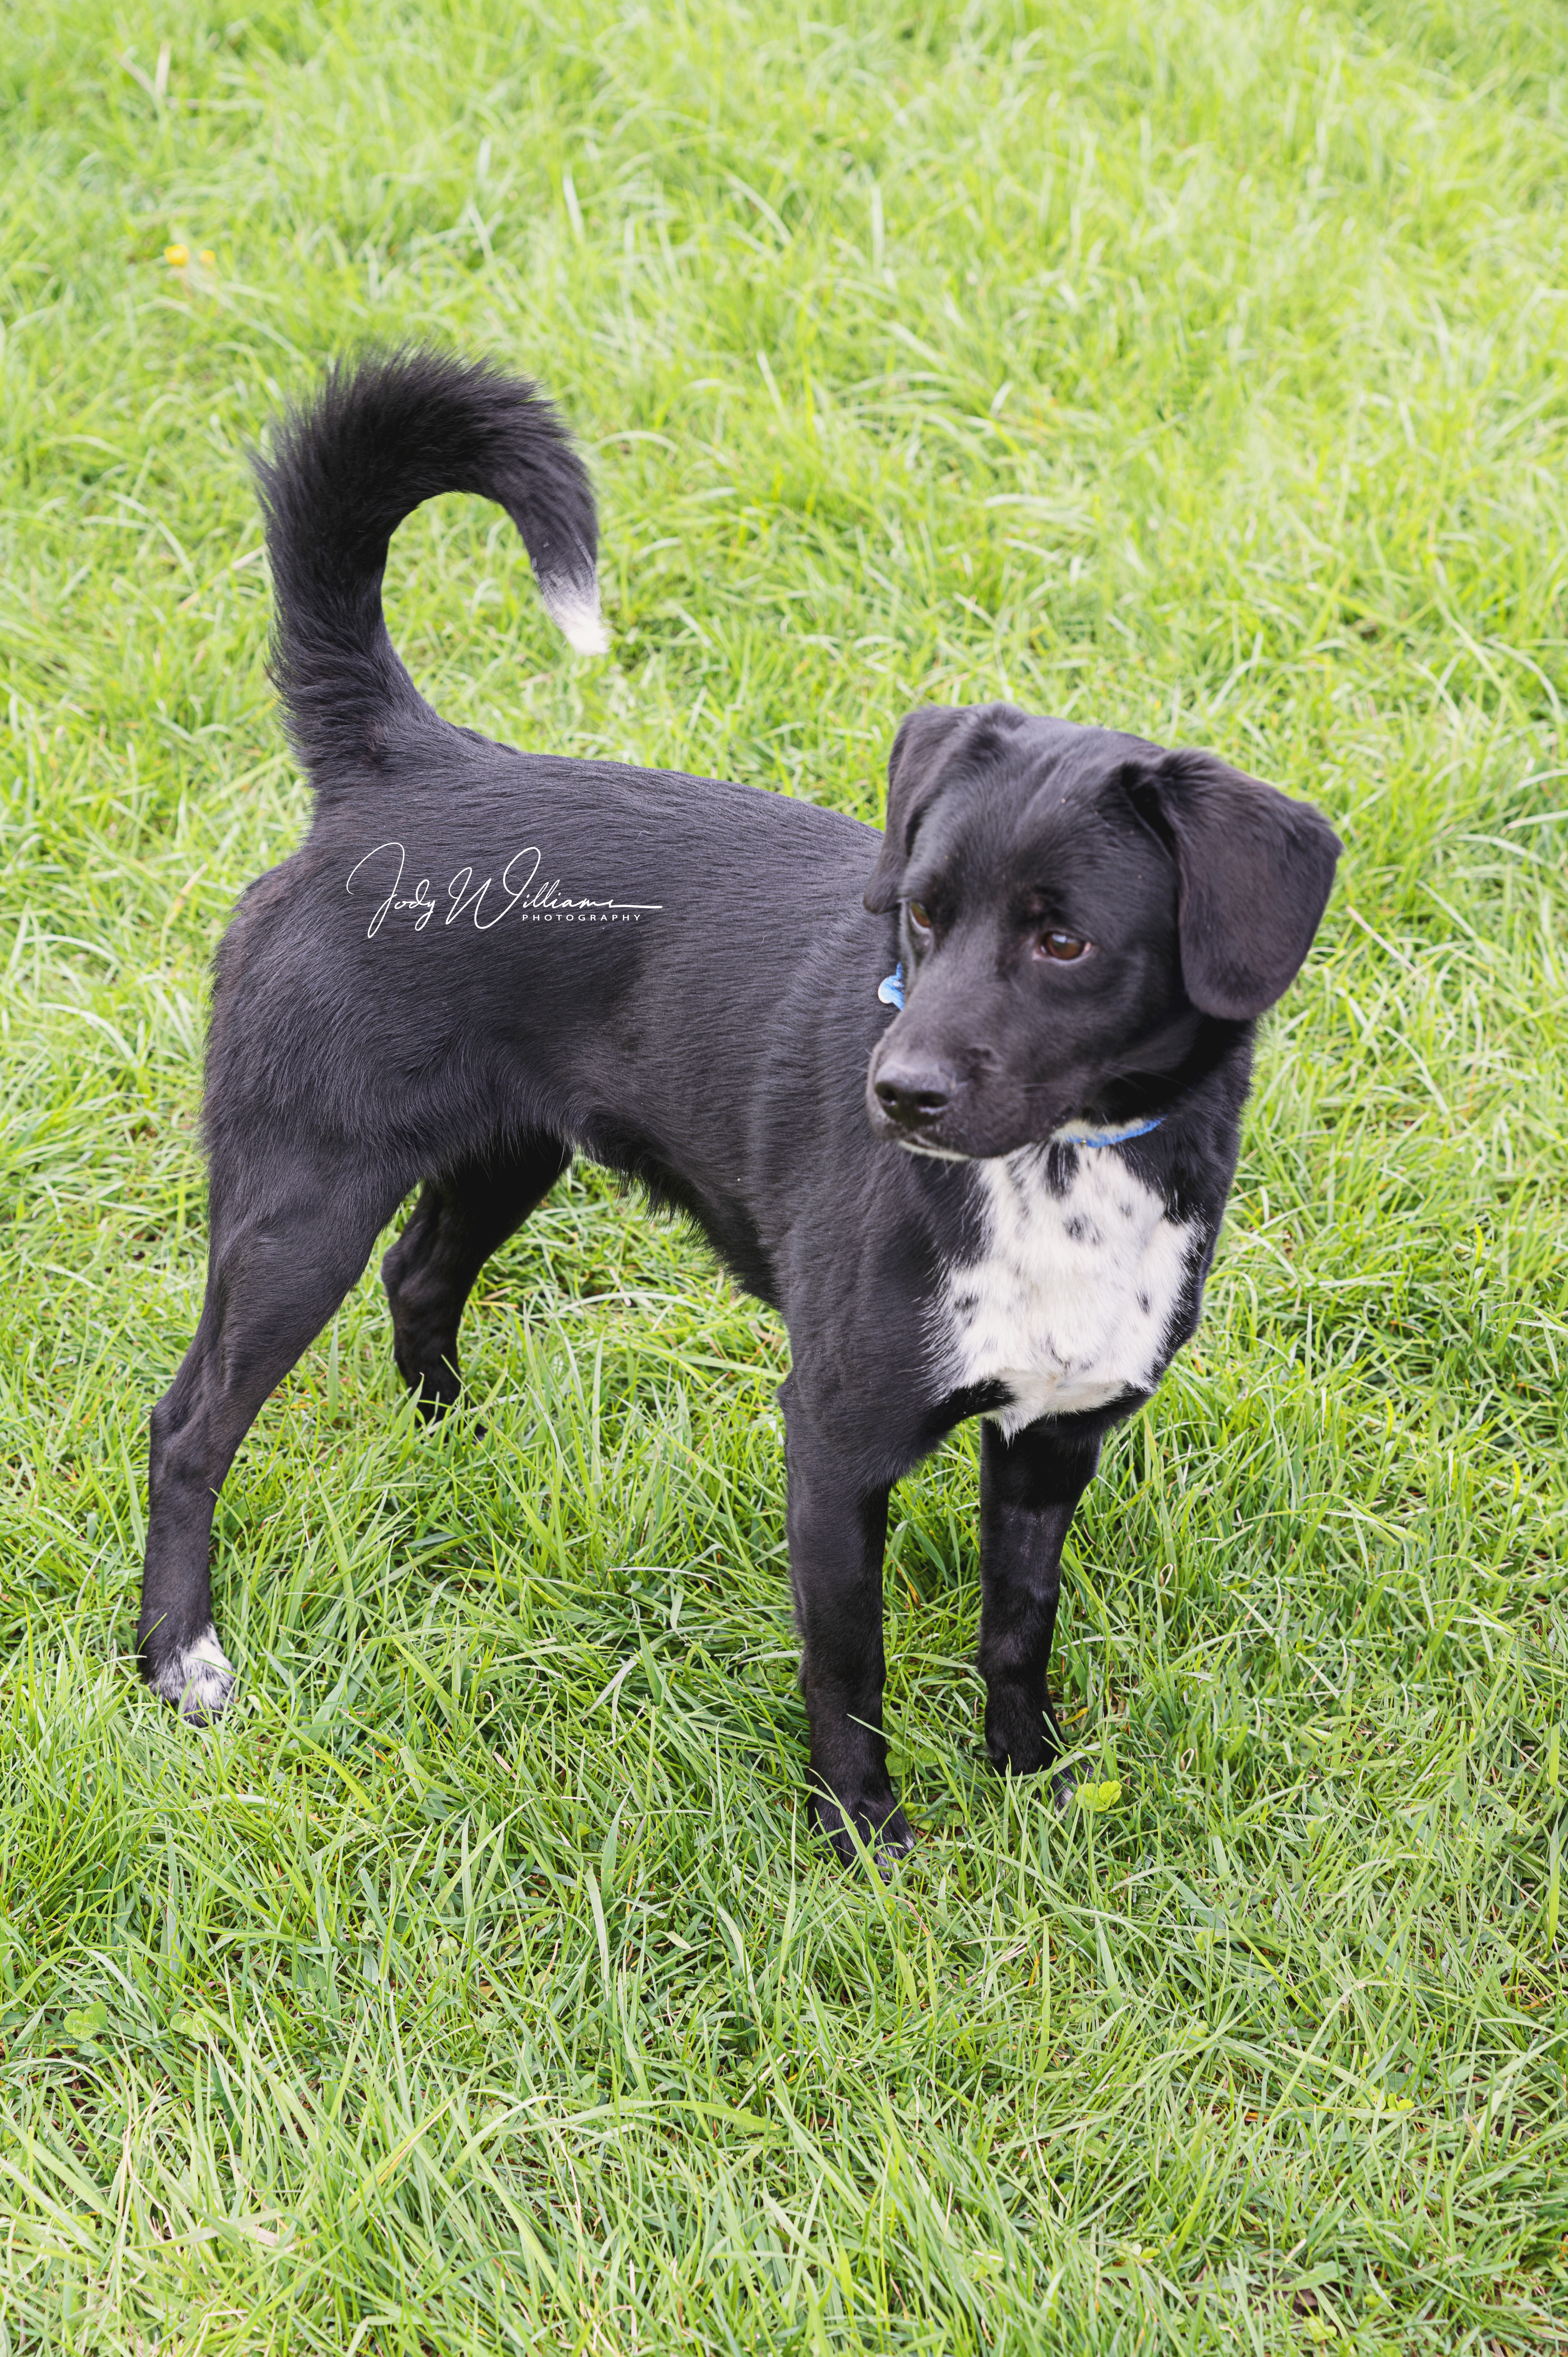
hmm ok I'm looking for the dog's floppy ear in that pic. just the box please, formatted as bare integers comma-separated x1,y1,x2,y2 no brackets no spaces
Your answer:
1134,751,1342,1019
863,706,972,913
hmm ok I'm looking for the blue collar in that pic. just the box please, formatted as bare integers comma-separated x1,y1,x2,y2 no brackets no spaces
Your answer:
1052,1114,1164,1149
877,963,1165,1149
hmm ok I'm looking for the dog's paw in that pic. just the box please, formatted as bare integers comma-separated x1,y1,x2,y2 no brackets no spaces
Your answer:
810,1789,915,1874
983,1690,1066,1782
983,1737,1072,1815
148,1627,237,1725
873,1808,917,1869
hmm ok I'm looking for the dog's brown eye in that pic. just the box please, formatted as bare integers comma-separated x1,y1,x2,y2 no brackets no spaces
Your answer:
1040,930,1089,961
907,901,934,934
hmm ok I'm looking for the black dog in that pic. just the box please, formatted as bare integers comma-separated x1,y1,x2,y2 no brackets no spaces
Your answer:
139,349,1340,1863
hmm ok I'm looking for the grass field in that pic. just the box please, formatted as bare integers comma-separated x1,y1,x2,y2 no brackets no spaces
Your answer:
3,0,1567,2348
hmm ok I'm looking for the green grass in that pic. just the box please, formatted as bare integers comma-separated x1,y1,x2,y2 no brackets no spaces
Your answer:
2,0,1567,2347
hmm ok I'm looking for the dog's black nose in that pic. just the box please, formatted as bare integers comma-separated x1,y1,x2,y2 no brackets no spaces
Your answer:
874,1068,951,1127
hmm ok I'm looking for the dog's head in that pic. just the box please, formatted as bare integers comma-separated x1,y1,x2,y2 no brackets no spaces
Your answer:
863,703,1341,1161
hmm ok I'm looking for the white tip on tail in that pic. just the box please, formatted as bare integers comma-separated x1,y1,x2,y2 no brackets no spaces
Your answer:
154,1625,237,1724
541,574,610,656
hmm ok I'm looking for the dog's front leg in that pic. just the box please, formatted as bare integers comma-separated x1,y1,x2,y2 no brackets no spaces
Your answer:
780,1379,912,1867
978,1419,1102,1798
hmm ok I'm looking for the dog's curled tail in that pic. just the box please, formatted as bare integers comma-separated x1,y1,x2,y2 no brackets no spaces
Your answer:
254,347,605,779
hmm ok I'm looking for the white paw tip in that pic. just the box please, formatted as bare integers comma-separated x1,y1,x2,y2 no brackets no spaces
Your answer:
155,1627,236,1722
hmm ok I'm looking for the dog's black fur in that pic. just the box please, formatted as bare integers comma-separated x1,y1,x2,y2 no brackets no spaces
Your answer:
139,349,1341,1863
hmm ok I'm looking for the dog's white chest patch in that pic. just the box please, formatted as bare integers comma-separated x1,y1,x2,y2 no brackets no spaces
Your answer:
935,1147,1197,1436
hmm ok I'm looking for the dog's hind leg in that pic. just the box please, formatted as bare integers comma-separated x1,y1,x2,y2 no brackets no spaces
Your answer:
139,1160,404,1722
977,1418,1102,1801
380,1135,571,1416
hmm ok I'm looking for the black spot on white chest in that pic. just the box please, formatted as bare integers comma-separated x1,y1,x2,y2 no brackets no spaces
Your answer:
933,1147,1197,1435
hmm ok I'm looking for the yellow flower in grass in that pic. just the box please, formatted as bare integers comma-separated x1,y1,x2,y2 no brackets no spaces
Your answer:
164,244,188,267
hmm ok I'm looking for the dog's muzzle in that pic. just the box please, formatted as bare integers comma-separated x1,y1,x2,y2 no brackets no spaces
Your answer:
867,1058,980,1159
872,1058,954,1134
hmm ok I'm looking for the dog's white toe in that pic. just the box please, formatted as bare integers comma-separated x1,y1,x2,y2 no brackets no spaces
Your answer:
154,1627,237,1723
